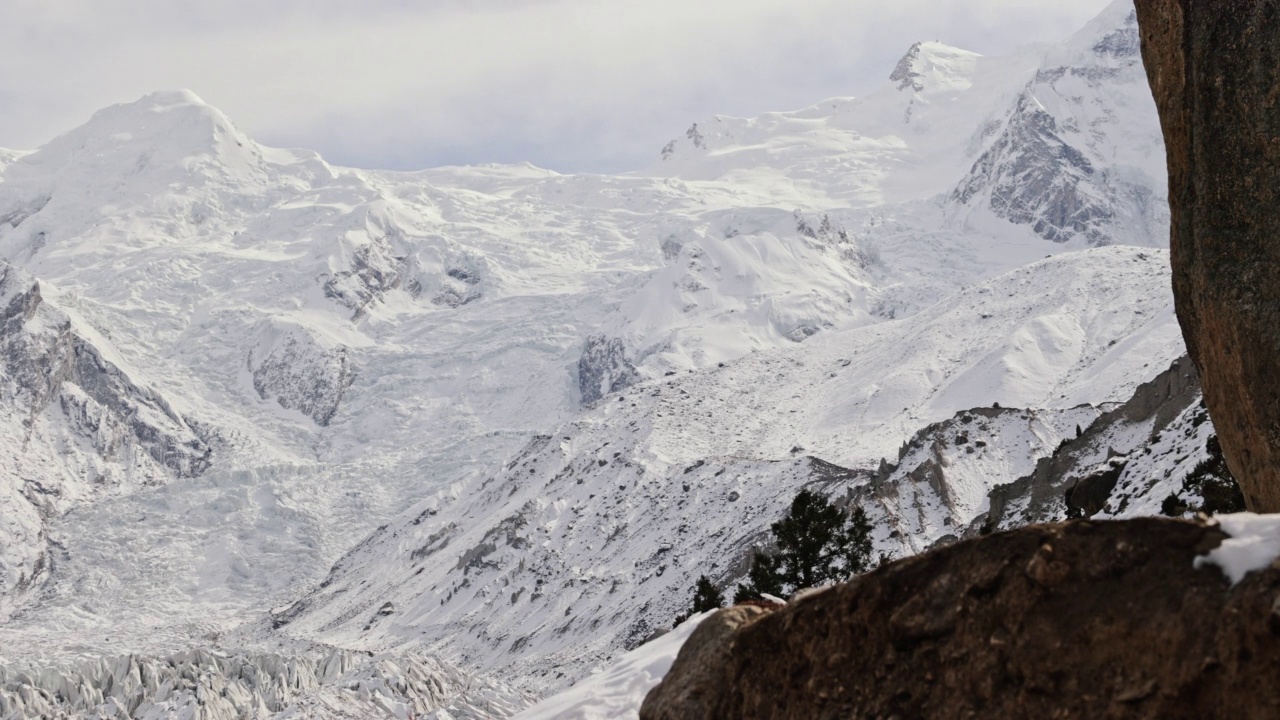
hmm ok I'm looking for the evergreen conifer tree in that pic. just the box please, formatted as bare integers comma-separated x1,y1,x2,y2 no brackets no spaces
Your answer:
675,575,725,625
734,489,873,602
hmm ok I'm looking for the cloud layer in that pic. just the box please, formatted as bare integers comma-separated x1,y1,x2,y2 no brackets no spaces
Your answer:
0,0,1114,172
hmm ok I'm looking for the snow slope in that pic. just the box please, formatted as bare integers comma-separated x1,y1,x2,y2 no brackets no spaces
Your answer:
511,613,709,720
0,0,1186,711
264,246,1182,687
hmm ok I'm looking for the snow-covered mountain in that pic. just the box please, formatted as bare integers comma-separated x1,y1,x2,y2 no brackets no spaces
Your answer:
0,1,1182,715
262,245,1181,687
950,5,1166,246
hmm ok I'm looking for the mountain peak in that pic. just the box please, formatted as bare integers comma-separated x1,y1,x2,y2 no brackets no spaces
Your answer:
1048,0,1141,65
3,90,266,200
889,41,981,93
133,88,209,110
64,89,249,155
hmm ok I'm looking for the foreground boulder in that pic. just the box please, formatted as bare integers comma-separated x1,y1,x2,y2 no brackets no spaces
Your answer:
641,518,1280,719
1134,0,1280,511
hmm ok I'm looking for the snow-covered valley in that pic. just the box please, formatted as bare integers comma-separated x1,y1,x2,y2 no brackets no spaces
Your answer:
0,2,1202,716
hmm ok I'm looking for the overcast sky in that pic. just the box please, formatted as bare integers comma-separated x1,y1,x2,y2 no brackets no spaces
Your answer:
0,0,1115,173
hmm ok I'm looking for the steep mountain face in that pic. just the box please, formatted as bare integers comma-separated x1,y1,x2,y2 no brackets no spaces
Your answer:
0,0,1191,713
889,42,982,93
950,3,1167,246
0,262,210,619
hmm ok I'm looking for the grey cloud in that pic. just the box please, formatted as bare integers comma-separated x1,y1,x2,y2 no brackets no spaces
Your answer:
0,0,1114,172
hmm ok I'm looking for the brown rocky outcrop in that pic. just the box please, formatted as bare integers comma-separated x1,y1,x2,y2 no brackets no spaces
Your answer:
1134,0,1280,511
641,605,778,719
641,518,1280,719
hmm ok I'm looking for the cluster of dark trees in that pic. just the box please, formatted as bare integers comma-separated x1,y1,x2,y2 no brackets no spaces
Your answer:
675,489,873,624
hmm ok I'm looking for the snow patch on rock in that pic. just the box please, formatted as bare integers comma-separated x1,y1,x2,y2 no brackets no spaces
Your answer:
1196,514,1280,585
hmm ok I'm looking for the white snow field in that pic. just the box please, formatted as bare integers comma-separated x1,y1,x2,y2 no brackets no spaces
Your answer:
0,1,1189,716
511,613,710,720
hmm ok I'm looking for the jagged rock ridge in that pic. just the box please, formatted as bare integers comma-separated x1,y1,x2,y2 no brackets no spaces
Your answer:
951,4,1166,246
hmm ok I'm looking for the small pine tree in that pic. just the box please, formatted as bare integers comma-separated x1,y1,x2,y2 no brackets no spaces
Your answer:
675,575,725,625
1160,493,1188,517
735,489,873,602
734,549,784,602
1189,435,1245,514
1162,434,1245,516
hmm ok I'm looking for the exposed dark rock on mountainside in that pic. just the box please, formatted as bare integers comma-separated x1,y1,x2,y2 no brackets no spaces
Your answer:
0,260,212,614
0,263,211,478
577,334,640,405
981,355,1201,530
950,8,1165,246
642,517,1280,720
248,327,355,427
1135,0,1280,511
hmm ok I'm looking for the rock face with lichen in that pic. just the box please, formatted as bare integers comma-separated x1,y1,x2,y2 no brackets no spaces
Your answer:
1134,0,1280,511
641,517,1280,720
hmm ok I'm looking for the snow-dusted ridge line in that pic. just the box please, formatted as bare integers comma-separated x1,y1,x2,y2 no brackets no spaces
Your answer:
948,3,1164,247
0,261,213,619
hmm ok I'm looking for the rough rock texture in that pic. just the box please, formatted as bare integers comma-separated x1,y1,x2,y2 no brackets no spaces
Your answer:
640,517,1280,720
248,325,355,427
835,403,1098,553
953,92,1113,243
577,334,640,405
0,262,212,478
889,42,929,92
639,606,776,720
982,355,1201,529
1135,0,1280,511
321,235,407,319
